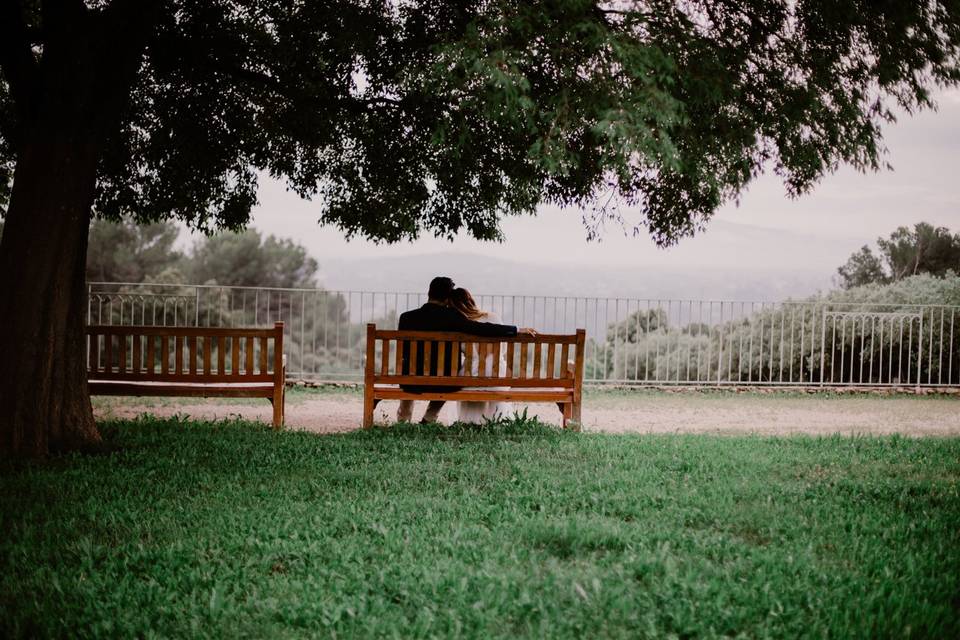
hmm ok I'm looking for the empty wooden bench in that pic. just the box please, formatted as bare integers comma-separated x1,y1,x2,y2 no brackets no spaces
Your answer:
363,323,585,430
86,321,286,428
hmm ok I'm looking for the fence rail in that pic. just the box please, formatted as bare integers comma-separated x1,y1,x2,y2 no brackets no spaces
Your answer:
87,282,960,388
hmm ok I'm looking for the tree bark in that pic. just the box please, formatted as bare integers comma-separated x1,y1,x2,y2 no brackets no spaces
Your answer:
0,135,103,457
0,2,157,458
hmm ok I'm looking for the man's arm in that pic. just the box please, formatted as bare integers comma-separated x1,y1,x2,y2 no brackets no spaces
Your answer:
447,311,519,337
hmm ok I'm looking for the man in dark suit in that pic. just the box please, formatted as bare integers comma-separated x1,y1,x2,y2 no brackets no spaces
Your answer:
397,276,535,423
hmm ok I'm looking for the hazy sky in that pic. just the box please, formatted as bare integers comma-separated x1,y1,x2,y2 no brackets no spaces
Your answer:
224,88,960,277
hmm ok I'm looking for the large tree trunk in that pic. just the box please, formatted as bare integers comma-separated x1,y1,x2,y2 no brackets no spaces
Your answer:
0,134,103,457
0,3,156,458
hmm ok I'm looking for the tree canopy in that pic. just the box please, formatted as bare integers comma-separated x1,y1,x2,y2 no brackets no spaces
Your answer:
837,222,960,288
86,219,182,283
3,1,959,245
187,228,319,289
3,0,960,458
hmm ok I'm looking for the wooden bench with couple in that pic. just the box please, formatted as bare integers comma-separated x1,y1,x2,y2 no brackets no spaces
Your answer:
363,277,586,430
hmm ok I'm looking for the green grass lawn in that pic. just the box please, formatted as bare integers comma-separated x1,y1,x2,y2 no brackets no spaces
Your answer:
2,418,959,638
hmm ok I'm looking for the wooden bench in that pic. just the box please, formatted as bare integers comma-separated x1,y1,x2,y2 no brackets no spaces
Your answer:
86,321,286,428
363,324,585,430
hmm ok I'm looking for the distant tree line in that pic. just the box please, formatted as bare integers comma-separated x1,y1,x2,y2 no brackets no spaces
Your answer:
587,221,960,384
85,219,318,288
836,223,960,289
592,273,960,385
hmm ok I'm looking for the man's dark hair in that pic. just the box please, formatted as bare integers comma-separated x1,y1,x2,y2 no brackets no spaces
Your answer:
428,276,455,301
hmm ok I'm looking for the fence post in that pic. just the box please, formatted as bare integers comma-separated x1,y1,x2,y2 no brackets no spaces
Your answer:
716,307,724,386
917,310,923,394
819,307,827,387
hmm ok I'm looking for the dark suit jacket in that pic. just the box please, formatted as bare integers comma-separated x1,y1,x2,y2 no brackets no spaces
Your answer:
398,302,517,392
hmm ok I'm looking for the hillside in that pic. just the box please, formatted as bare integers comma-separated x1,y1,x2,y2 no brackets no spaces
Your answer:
319,252,831,301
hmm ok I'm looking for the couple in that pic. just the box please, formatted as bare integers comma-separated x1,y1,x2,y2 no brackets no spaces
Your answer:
397,276,536,424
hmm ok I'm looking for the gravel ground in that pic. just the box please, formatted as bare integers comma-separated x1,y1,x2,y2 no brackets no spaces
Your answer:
93,389,960,436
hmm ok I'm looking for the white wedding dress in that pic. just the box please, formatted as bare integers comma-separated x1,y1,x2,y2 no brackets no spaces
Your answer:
457,311,513,424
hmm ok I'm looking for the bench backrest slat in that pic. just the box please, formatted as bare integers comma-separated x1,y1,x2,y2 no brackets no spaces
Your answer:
118,334,127,374
132,335,141,374
145,336,155,375
393,339,403,376
437,339,446,376
259,336,268,374
203,337,212,374
160,336,169,373
87,323,284,383
174,336,183,374
217,336,225,374
366,324,585,389
188,336,196,375
231,336,240,376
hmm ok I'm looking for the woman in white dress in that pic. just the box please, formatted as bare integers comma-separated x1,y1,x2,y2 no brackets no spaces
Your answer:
448,288,513,423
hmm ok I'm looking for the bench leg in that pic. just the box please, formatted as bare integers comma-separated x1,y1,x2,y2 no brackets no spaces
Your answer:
561,402,572,429
272,383,284,429
363,386,375,429
568,401,582,432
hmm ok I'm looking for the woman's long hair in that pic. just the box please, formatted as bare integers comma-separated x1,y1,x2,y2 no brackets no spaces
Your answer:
449,287,486,320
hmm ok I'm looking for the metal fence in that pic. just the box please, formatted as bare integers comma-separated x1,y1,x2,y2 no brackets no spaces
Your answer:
87,282,960,388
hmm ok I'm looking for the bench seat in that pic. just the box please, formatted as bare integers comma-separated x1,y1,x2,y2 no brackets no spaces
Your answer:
89,381,276,398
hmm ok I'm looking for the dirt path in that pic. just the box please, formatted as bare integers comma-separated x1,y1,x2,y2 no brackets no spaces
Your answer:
93,391,960,436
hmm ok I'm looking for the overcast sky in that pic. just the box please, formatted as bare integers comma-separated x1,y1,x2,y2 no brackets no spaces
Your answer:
228,88,960,277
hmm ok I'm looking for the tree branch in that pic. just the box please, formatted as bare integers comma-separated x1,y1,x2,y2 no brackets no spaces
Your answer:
99,0,162,64
213,63,406,115
158,31,406,117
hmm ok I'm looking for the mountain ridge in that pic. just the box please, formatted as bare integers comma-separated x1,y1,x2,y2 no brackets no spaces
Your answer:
319,252,832,301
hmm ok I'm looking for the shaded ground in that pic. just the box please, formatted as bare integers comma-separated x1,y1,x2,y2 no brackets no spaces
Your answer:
92,387,960,436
